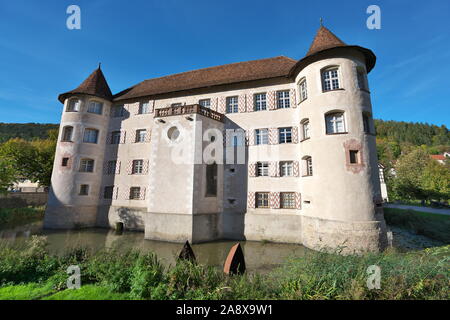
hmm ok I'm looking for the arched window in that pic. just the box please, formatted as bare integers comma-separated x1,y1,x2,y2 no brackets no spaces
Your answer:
325,112,346,134
302,156,313,177
66,98,80,112
301,119,310,140
83,128,99,144
61,126,73,142
298,78,308,103
87,100,103,115
321,67,341,92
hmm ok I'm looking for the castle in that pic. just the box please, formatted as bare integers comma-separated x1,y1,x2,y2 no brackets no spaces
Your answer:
44,26,388,254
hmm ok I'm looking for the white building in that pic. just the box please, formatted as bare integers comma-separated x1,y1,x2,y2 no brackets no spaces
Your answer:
44,26,388,254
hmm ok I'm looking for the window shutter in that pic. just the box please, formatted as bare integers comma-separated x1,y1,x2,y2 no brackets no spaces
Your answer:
292,126,299,143
270,192,280,209
269,161,278,177
120,130,126,144
269,128,278,145
143,160,149,175
103,161,108,175
246,94,254,112
116,161,121,175
127,160,133,175
133,102,140,115
218,97,226,114
293,161,299,177
295,192,302,209
145,129,151,142
248,163,257,177
113,187,119,200
247,129,254,146
139,187,146,200
267,91,276,110
238,94,246,113
106,132,111,144
290,88,297,108
247,192,255,208
130,130,137,143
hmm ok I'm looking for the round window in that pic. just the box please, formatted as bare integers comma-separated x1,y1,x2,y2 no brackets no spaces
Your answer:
167,126,180,141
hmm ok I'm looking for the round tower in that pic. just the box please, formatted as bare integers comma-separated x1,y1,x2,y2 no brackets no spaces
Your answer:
291,26,387,253
44,66,113,228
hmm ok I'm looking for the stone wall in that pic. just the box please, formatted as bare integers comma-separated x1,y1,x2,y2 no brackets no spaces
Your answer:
0,192,48,208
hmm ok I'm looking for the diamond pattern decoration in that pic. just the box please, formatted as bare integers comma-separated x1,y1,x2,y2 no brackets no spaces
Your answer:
267,91,276,110
270,192,280,209
290,88,297,108
295,192,302,209
293,161,299,177
238,94,246,113
247,129,254,146
246,94,254,112
292,126,299,144
218,97,226,114
269,128,278,145
269,161,279,177
247,192,255,208
210,97,218,112
248,162,257,177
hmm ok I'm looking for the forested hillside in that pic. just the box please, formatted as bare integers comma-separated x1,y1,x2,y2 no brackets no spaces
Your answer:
0,123,59,143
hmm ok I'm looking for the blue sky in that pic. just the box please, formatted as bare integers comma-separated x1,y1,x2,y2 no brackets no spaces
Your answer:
0,0,449,126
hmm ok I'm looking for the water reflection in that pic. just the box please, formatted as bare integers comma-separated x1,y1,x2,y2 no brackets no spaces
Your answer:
0,222,310,273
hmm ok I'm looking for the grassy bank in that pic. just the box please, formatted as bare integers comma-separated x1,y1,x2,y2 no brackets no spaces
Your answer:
0,206,45,228
384,208,450,243
0,236,448,300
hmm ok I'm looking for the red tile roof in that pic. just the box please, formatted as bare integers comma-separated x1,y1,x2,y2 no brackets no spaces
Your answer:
431,155,446,160
306,26,347,56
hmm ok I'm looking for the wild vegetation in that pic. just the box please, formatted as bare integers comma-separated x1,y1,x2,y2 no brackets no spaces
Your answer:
0,206,45,228
0,123,58,143
0,236,448,300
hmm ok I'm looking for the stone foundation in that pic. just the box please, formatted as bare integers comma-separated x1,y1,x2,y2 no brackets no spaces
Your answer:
244,213,303,243
43,205,97,229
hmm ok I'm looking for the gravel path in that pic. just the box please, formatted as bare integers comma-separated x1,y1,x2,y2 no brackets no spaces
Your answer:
384,204,450,216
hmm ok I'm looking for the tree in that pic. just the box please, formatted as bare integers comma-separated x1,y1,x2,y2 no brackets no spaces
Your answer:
421,160,450,201
0,157,16,194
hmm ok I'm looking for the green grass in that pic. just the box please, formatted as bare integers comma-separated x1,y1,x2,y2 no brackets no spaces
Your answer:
384,208,450,243
0,206,45,228
0,236,448,300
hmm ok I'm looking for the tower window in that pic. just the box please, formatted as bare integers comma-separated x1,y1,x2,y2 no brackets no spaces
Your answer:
110,131,121,144
226,96,239,113
322,67,340,91
255,128,269,145
129,187,141,200
279,127,292,144
277,90,290,109
357,68,368,91
103,186,114,199
132,160,144,174
199,99,211,108
61,157,69,167
280,161,294,177
363,113,371,134
256,192,269,208
135,129,147,143
281,192,295,209
112,105,125,117
254,93,267,111
79,184,89,196
349,150,359,164
67,99,80,112
257,162,269,177
325,112,346,134
301,119,310,140
206,162,218,197
62,126,73,142
106,160,117,175
303,157,313,176
298,79,308,102
87,101,103,115
83,128,99,143
139,102,150,114
79,159,94,172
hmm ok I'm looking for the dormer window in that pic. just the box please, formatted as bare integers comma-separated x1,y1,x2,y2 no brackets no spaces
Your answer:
67,99,80,112
322,67,340,92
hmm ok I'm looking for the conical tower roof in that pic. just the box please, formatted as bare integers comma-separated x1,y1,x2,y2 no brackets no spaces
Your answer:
58,66,113,103
306,25,347,56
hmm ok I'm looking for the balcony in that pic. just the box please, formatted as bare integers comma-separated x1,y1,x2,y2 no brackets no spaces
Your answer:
155,104,224,122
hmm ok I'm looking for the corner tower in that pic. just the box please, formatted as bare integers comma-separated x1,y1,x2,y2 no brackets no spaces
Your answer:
44,66,113,228
291,26,387,253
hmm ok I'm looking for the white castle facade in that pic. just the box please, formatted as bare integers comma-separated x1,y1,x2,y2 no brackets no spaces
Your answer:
44,26,388,254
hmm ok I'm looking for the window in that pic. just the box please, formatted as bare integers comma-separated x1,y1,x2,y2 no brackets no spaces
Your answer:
280,161,293,177
206,162,217,197
87,101,103,114
255,129,268,145
226,96,239,113
62,126,73,142
135,129,147,143
301,120,310,140
254,93,267,111
357,69,368,91
62,158,69,167
256,192,269,208
363,113,371,134
111,131,121,144
67,99,80,112
322,68,340,91
80,159,94,172
349,150,359,164
83,129,99,143
325,112,346,134
79,184,89,196
199,99,211,108
277,91,290,109
279,127,292,144
303,157,313,176
281,192,295,209
106,160,117,175
257,162,269,177
139,102,150,114
298,79,308,102
112,105,125,117
104,186,114,199
129,187,141,200
132,160,144,174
